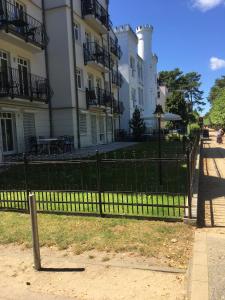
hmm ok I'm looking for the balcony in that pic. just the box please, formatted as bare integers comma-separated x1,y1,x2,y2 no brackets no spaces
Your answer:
113,100,124,115
0,0,48,50
81,0,110,34
0,66,49,103
112,70,123,87
110,37,122,59
83,42,110,72
86,87,113,109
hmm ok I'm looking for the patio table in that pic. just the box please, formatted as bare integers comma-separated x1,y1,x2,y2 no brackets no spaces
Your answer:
37,138,59,155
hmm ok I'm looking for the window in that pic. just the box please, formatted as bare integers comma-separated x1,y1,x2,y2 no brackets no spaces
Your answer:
85,32,91,43
131,88,136,108
0,50,8,69
96,77,102,89
88,74,94,90
137,61,143,82
76,68,83,89
138,88,144,106
79,113,87,135
158,91,161,98
130,56,136,77
74,22,81,42
107,117,112,132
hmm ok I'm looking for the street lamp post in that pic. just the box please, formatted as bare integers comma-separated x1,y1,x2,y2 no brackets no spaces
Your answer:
154,104,164,186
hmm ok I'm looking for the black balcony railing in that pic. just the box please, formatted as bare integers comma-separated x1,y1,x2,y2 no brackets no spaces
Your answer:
86,87,113,108
83,42,110,69
0,0,48,49
81,0,111,30
110,37,122,59
0,66,49,103
112,70,123,87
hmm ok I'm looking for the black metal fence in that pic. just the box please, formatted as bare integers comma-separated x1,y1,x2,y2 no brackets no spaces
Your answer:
0,136,200,220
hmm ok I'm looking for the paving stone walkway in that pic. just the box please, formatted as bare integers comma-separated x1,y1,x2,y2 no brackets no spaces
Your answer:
190,130,225,300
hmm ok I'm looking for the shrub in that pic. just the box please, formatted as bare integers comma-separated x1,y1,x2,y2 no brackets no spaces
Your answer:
189,123,200,139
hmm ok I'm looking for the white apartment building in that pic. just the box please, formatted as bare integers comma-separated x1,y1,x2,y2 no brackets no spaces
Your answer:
0,0,50,157
45,0,122,148
114,24,158,133
0,0,122,159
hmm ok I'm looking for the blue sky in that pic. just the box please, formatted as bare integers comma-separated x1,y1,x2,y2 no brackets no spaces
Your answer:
109,0,225,115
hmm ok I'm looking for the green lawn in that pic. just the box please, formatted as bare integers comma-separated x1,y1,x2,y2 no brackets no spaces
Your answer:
0,212,194,268
0,191,187,218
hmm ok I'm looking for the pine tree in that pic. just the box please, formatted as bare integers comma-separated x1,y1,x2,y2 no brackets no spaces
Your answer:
129,107,146,140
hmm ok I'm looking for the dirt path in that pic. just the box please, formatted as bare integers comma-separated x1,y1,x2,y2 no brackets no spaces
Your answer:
197,130,225,299
0,245,187,300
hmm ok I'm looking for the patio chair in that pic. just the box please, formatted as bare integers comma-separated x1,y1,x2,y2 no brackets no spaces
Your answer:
50,138,64,154
29,136,38,154
63,136,74,153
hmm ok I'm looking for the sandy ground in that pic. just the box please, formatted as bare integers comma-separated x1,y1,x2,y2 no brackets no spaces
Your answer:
0,245,187,300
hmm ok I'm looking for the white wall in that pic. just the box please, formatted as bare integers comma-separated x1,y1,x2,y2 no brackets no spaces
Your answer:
115,24,158,132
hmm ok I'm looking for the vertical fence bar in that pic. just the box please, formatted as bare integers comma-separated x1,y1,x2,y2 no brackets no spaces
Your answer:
186,147,192,219
29,193,41,271
96,151,103,217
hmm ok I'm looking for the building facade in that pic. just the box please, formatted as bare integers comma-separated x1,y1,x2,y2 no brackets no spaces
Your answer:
45,0,122,148
0,0,50,157
114,24,158,133
157,85,169,112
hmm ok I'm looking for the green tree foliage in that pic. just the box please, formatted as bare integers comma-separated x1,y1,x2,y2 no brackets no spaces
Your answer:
158,68,184,91
129,107,146,140
209,88,225,126
166,91,189,125
182,72,205,111
208,76,225,103
159,69,205,112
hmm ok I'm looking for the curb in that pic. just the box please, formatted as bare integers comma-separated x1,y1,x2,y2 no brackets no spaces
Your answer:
188,231,209,300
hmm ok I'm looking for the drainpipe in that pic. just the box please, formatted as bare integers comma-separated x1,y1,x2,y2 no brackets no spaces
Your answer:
42,0,53,137
101,34,108,145
70,0,81,149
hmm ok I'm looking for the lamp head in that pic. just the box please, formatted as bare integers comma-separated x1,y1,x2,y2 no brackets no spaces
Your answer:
153,104,164,117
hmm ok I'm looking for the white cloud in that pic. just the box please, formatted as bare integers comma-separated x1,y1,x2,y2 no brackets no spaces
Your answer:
192,0,225,11
210,57,225,70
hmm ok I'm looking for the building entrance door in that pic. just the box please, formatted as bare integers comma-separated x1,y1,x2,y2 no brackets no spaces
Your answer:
18,57,29,97
0,112,16,155
91,115,97,145
0,50,9,95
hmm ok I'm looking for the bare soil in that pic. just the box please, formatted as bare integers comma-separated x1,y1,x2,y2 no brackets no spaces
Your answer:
0,245,187,300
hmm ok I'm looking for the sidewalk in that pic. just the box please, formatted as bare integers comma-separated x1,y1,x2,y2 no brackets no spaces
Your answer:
190,130,225,300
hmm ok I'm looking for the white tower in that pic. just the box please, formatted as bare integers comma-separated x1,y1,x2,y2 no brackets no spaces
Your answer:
136,25,157,129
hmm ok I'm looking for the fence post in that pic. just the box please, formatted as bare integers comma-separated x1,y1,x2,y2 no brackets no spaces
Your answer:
186,147,192,219
96,151,103,217
29,193,41,271
23,153,30,211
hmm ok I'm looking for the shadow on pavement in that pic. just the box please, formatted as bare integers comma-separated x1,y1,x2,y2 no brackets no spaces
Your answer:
40,267,85,273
